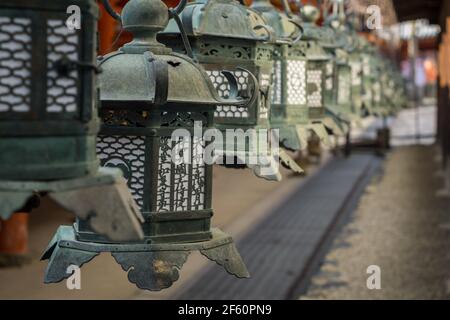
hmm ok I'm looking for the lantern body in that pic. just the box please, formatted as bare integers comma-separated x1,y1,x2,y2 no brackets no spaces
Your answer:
250,0,309,151
159,0,303,180
42,0,248,291
320,24,350,136
0,0,98,180
0,0,143,242
359,37,378,116
300,20,333,144
82,86,215,244
349,51,364,117
271,42,310,150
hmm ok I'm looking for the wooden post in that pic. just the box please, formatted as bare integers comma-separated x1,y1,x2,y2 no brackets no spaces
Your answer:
0,212,29,266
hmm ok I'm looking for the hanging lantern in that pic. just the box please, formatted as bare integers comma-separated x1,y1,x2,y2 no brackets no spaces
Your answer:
322,10,362,126
344,17,365,120
296,4,332,145
359,36,377,116
246,0,309,153
159,0,303,180
42,0,250,291
372,55,384,116
297,1,348,138
0,0,144,241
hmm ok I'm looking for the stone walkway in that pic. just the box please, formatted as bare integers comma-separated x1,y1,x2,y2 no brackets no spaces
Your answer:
301,145,450,299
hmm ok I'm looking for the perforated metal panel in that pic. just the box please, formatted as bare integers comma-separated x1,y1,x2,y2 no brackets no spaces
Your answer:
338,70,351,105
0,16,32,113
325,62,334,91
156,136,206,212
362,56,370,76
287,60,307,105
351,61,362,86
207,70,249,118
307,68,323,108
46,19,79,113
97,136,146,208
271,61,282,105
373,81,381,103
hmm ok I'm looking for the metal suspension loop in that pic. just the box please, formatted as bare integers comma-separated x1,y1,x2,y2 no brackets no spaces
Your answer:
102,0,122,21
294,0,303,11
281,0,294,18
168,0,194,59
172,0,188,15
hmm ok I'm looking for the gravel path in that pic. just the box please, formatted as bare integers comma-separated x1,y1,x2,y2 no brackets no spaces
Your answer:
301,145,450,299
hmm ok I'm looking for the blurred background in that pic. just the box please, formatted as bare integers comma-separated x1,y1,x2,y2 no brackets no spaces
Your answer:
0,0,449,299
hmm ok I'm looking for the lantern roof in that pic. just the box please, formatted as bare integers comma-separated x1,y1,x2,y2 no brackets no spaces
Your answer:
250,0,300,43
161,0,272,42
297,6,343,49
99,0,252,107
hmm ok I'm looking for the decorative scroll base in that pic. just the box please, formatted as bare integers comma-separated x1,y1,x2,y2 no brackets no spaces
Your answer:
307,122,331,147
215,148,304,181
215,149,282,181
279,124,308,152
41,225,249,291
322,115,347,137
0,168,144,242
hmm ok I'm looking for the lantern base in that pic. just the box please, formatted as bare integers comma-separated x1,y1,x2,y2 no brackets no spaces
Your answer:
278,125,309,152
41,225,249,291
0,168,144,242
215,149,282,181
215,148,305,180
322,112,348,137
307,122,332,147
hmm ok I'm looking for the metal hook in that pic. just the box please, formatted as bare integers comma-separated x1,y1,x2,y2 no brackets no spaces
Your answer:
218,67,259,108
172,0,187,15
102,0,121,21
281,0,294,19
168,0,194,59
288,19,303,44
253,24,276,43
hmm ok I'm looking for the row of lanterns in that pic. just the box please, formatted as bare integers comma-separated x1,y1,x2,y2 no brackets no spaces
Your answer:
0,0,407,291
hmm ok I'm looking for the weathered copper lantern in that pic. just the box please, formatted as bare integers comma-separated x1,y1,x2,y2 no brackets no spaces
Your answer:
42,0,249,291
247,0,309,153
322,10,360,126
297,3,348,140
359,36,378,116
333,12,365,121
159,0,303,180
0,0,143,241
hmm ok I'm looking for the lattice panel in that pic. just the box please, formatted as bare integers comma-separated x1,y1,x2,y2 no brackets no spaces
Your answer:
191,136,206,210
325,62,334,91
97,135,146,208
307,69,323,108
271,61,282,105
338,70,351,105
156,136,206,212
46,19,79,113
0,16,32,113
207,70,250,118
286,60,306,105
362,56,371,76
351,61,362,86
373,81,381,103
259,72,270,119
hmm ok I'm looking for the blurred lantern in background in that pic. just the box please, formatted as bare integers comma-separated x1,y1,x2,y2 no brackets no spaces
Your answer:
159,0,303,180
296,2,335,150
0,0,144,243
347,21,365,120
42,0,250,291
248,0,310,154
312,0,350,139
359,35,378,116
